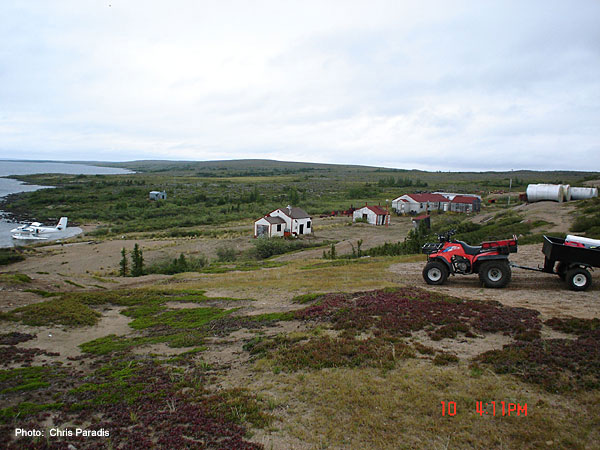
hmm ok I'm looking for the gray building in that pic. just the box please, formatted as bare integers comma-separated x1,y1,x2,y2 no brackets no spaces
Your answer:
149,190,167,200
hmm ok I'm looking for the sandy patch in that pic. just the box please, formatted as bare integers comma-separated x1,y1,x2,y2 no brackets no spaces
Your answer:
11,307,132,361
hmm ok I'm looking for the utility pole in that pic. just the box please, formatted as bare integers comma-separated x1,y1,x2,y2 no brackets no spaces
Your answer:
386,199,390,227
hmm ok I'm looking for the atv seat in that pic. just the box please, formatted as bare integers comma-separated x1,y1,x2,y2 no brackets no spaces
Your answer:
456,241,481,255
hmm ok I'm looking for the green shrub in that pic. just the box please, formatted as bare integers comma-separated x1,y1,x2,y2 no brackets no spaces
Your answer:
0,249,25,266
145,253,208,275
367,221,432,256
0,273,32,284
252,237,329,259
216,245,237,262
5,297,101,326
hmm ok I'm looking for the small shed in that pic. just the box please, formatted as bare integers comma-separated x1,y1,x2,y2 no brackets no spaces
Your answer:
353,205,390,225
149,190,167,200
411,214,431,230
254,216,286,238
450,195,481,213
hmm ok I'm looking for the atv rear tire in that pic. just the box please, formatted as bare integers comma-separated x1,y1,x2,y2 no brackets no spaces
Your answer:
423,261,449,285
478,261,511,288
566,268,592,291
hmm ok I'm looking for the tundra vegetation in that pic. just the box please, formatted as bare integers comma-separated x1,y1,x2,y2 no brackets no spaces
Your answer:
1,161,599,448
1,160,595,236
1,281,599,448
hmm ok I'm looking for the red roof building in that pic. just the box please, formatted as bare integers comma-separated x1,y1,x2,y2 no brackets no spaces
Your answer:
353,204,390,225
450,195,481,212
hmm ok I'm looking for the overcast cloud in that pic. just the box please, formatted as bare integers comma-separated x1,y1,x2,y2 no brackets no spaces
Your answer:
1,0,599,170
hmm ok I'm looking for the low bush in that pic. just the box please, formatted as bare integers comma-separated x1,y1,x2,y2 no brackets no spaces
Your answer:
432,352,459,366
252,237,331,259
3,297,101,327
0,273,32,284
273,336,414,371
216,245,237,262
0,249,25,266
571,197,600,238
145,253,208,275
477,333,600,392
295,287,541,341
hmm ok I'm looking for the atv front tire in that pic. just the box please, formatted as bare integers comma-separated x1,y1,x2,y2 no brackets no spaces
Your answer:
478,261,511,288
423,261,449,285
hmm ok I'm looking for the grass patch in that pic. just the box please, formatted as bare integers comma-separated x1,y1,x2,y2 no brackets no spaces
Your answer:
64,279,86,288
128,307,235,330
268,362,599,449
175,257,400,294
91,274,118,283
0,367,54,393
0,401,63,423
0,273,32,284
67,288,255,353
300,259,374,270
247,311,295,322
0,248,25,266
79,334,155,355
200,260,287,274
24,288,60,297
291,293,324,304
3,297,101,326
571,197,600,238
477,333,600,392
269,335,415,371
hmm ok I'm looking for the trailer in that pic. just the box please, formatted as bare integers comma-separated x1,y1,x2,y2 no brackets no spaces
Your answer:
511,235,600,291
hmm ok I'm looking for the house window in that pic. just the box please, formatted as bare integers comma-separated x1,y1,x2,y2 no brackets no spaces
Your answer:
277,224,281,232
307,221,311,229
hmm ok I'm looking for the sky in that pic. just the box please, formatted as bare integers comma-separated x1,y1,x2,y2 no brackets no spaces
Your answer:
1,1,599,171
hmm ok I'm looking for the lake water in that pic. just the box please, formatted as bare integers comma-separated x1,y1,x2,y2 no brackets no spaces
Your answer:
0,161,132,248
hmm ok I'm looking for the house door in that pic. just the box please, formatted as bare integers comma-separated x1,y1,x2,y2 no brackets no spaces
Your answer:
299,224,304,234
257,225,268,237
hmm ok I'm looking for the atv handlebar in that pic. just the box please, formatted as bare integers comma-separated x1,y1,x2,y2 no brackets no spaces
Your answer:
437,230,456,243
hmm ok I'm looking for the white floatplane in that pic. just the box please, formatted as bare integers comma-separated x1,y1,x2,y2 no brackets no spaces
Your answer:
11,217,68,240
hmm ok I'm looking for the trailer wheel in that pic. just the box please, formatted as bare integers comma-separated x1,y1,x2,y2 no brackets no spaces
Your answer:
478,261,511,288
423,261,449,285
556,262,567,281
566,268,592,291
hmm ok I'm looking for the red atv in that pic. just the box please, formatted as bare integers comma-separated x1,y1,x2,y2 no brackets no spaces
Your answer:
422,230,518,288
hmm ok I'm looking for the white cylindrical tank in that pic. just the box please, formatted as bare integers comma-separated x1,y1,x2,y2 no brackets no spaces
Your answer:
560,184,571,202
526,184,564,202
570,187,599,200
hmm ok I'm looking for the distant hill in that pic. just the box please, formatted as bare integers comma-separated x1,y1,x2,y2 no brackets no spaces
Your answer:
82,159,599,184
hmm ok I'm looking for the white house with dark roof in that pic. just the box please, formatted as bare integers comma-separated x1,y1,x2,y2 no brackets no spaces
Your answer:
254,205,312,237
